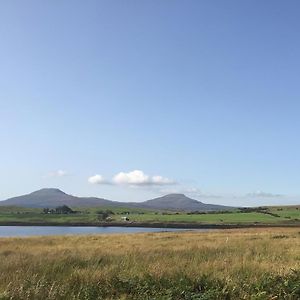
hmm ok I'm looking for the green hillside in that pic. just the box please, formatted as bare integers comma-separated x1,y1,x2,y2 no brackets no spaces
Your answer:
0,205,299,225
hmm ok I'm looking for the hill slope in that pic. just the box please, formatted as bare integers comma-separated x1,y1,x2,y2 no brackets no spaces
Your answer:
138,193,232,211
0,189,233,211
0,188,119,208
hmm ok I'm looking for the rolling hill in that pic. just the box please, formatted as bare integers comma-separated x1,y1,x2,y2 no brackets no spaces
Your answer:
0,188,233,211
138,193,232,211
0,188,119,208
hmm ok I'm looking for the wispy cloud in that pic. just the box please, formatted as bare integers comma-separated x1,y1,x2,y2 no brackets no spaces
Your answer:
159,187,221,198
246,191,283,198
46,170,68,178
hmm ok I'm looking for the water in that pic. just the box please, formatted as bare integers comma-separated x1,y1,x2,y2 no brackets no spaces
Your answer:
0,226,204,237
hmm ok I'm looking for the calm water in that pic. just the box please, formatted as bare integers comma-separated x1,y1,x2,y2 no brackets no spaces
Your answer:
0,226,203,237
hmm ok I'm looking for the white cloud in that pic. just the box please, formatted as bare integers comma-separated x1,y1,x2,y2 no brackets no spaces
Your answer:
113,170,176,186
88,174,108,185
47,170,68,178
246,191,282,198
152,175,174,185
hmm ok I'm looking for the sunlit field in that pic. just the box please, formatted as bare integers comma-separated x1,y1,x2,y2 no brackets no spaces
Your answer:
0,228,299,299
0,205,299,226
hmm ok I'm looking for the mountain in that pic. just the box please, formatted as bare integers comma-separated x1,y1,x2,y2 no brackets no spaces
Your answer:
138,193,232,211
0,188,120,208
0,188,233,211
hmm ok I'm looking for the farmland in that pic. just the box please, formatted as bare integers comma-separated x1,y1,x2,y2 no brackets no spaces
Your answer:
0,205,299,226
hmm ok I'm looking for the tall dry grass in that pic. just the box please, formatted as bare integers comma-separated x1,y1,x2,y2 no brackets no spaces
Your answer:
0,228,299,299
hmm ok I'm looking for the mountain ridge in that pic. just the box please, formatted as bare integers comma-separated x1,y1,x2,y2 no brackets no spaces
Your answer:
0,188,233,211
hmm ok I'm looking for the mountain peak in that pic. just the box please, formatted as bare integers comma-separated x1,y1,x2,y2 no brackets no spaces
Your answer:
30,188,67,195
140,193,232,211
163,193,186,197
0,188,113,208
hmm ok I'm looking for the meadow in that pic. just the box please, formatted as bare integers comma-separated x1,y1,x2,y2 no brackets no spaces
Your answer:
0,205,299,226
0,228,299,299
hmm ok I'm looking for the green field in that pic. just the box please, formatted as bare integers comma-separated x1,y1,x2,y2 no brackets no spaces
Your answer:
269,206,300,219
0,205,299,225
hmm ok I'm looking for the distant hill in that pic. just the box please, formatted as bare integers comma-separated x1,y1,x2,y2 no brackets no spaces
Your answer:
0,188,119,208
0,188,233,211
138,193,232,211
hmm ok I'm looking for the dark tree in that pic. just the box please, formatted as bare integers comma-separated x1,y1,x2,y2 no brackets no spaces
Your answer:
43,208,50,214
55,205,74,214
97,211,109,221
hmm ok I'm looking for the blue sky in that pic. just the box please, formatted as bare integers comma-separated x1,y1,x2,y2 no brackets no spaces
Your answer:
1,1,300,205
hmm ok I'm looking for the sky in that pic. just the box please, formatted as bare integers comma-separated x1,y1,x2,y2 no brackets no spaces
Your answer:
1,1,300,206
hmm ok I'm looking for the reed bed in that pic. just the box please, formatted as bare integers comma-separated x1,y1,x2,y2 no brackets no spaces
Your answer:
0,228,299,299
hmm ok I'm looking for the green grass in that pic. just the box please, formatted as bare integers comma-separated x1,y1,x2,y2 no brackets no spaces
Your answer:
76,205,157,214
269,206,300,220
0,205,299,225
0,206,41,213
0,212,97,224
124,211,284,223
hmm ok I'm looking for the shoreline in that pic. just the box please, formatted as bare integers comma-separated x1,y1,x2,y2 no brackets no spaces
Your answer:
0,221,299,229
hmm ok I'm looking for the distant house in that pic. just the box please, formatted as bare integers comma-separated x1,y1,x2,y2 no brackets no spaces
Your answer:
121,216,129,221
